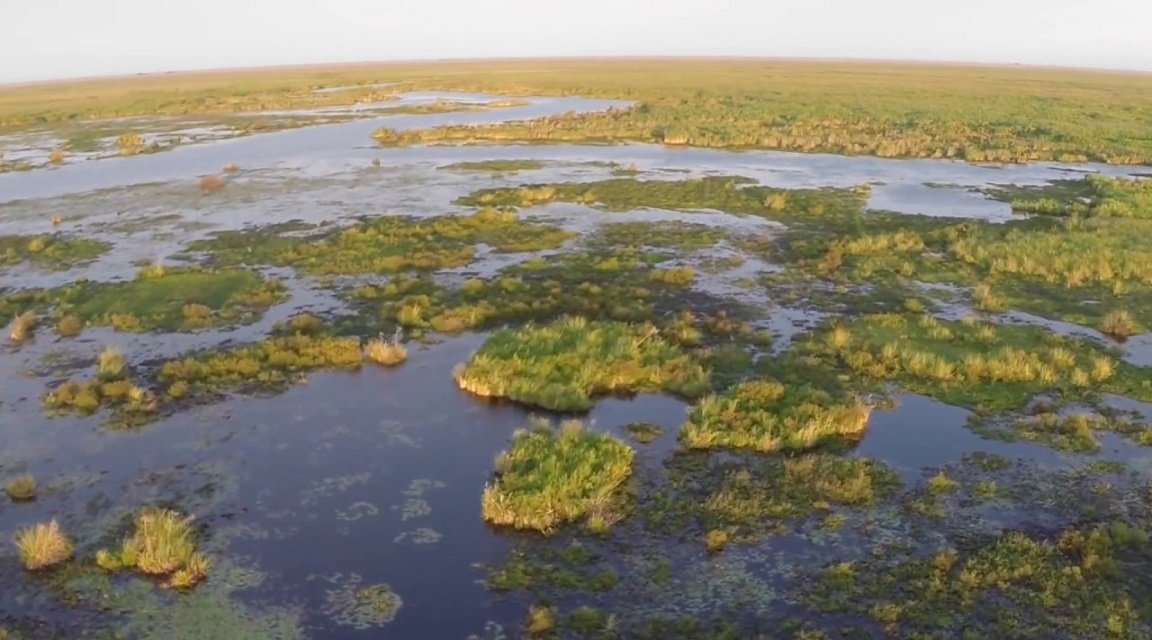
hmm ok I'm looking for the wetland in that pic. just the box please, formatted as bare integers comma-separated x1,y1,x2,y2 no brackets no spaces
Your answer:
2,59,1152,639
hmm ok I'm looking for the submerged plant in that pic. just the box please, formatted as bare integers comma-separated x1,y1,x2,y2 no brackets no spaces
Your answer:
482,420,634,533
5,473,36,501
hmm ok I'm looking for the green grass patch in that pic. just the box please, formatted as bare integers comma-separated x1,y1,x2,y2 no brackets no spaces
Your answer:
481,542,620,592
969,408,1152,454
1,267,288,333
187,209,574,275
796,314,1152,410
0,234,111,270
481,420,634,533
158,332,364,398
438,159,545,172
585,221,730,252
453,317,710,412
680,379,872,452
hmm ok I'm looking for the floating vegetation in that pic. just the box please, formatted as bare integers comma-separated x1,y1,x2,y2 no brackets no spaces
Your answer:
316,573,403,629
97,507,210,589
970,409,1152,453
585,220,730,252
188,209,575,275
482,542,621,593
454,317,710,412
801,520,1152,638
482,420,633,533
393,528,442,545
15,520,74,570
623,422,665,444
681,380,871,452
0,233,110,269
392,478,445,521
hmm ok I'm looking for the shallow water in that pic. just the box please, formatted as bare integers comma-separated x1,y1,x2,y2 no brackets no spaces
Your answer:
3,91,1152,638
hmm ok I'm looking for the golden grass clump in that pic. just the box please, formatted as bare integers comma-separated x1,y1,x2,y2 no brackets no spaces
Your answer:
222,163,240,173
5,474,36,501
98,346,127,381
48,149,66,165
364,334,408,366
56,314,84,337
1100,309,1137,341
9,311,37,342
454,317,709,412
481,420,634,533
98,508,209,589
681,380,871,452
15,520,73,570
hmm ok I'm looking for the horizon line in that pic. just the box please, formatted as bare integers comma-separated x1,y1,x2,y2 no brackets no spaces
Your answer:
4,54,1150,89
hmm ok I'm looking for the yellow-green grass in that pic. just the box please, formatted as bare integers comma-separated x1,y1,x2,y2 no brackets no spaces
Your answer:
453,317,710,412
481,420,634,533
585,220,729,252
970,410,1152,454
15,520,74,570
438,159,545,172
799,313,1152,410
680,379,871,452
158,333,363,395
187,209,574,275
96,507,210,589
8,60,1152,164
363,335,407,366
8,310,36,342
359,59,1152,164
455,176,864,224
0,267,288,334
0,234,111,269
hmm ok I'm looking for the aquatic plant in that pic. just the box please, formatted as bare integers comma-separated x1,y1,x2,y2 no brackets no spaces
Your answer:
5,473,36,500
98,346,128,380
623,422,664,444
8,310,36,342
439,159,545,172
56,314,83,337
199,175,226,194
318,573,403,629
15,520,74,570
524,604,556,635
482,420,634,532
454,317,710,411
1100,309,1138,340
681,380,871,452
98,508,210,589
363,333,407,366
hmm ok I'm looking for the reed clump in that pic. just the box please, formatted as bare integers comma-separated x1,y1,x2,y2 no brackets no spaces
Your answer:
364,334,407,366
96,508,210,589
15,520,73,570
454,317,710,412
9,311,36,342
681,380,872,452
481,420,634,533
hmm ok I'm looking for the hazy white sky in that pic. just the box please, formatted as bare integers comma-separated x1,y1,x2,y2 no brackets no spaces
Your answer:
2,0,1150,83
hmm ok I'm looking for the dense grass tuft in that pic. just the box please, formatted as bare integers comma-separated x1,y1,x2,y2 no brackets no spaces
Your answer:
681,380,871,452
454,317,709,412
481,420,634,533
15,520,73,570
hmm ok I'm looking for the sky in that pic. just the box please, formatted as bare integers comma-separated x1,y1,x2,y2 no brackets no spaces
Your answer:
2,0,1151,83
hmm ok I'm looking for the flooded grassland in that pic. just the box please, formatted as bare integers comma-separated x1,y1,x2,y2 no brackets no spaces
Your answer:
2,80,1152,640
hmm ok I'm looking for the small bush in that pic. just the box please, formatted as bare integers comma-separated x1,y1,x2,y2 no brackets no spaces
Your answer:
15,520,73,570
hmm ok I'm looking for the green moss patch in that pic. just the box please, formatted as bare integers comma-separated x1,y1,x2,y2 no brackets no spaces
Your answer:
454,317,710,412
680,379,872,452
482,420,634,533
187,209,574,275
